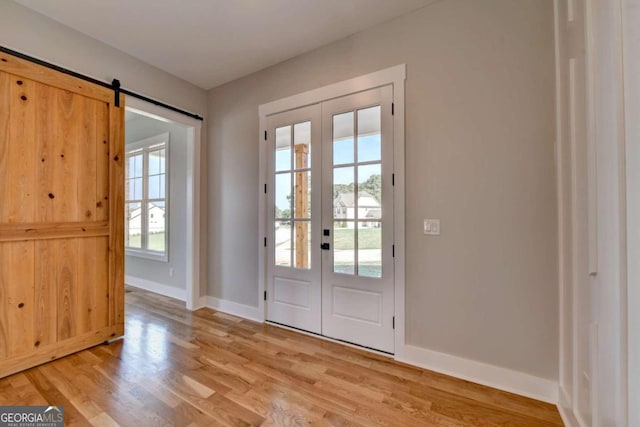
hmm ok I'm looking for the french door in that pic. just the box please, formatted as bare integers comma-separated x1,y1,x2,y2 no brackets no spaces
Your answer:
266,86,394,353
266,105,322,333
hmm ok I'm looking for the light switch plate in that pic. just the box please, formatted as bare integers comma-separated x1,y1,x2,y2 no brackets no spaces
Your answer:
424,219,440,235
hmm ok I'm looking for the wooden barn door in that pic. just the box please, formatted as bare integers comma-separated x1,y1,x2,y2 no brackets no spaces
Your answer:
0,51,124,378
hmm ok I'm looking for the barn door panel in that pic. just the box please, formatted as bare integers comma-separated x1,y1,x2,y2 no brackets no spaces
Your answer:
0,51,124,378
0,241,35,358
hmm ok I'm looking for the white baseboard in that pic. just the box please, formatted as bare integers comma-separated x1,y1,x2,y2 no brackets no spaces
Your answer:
199,296,263,323
192,296,207,311
125,275,186,301
558,406,578,427
557,386,580,427
396,344,559,404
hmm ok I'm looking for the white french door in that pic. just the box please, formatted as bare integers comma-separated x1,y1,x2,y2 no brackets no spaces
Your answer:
266,104,322,333
321,86,394,353
266,86,394,353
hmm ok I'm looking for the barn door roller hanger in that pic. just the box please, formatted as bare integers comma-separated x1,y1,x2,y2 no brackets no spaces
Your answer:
0,45,203,121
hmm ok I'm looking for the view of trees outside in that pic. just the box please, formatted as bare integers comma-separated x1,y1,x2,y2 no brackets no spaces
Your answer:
333,173,381,205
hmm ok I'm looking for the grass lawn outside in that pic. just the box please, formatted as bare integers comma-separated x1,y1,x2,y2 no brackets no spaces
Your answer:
333,227,381,250
334,227,382,277
274,225,382,277
127,232,166,252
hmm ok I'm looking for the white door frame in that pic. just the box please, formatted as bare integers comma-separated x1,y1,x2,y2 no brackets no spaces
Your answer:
258,64,406,355
622,0,640,424
125,96,202,311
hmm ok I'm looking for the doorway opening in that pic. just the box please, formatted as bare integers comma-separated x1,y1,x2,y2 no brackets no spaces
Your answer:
124,97,202,310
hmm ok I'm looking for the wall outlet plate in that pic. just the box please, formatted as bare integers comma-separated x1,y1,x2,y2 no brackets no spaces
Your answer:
424,219,440,235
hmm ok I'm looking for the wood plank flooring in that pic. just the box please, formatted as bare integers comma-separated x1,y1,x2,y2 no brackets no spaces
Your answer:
0,287,564,426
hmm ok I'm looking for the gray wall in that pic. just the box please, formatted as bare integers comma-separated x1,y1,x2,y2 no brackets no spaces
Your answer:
207,0,558,380
125,116,188,290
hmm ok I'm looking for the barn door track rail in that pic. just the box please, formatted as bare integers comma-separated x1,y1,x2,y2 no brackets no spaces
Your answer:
0,45,203,121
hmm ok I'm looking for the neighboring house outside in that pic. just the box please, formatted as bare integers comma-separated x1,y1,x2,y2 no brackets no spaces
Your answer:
333,192,381,228
127,203,166,236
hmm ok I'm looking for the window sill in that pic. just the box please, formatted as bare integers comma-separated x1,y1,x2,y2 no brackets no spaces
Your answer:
125,248,168,263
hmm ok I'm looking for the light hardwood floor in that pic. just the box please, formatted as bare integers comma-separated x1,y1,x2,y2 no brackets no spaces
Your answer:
0,287,564,426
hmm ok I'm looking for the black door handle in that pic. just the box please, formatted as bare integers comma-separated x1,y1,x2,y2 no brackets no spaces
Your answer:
321,243,330,250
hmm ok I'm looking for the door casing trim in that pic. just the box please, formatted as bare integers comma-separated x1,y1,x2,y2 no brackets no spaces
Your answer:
257,64,406,355
126,95,202,311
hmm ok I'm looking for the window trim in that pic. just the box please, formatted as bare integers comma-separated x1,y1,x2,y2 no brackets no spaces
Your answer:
125,132,170,262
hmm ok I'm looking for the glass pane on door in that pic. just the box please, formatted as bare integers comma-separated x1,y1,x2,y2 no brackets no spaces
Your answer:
357,106,381,162
333,166,355,220
331,105,383,278
357,221,381,278
294,121,311,166
357,163,382,220
293,220,311,269
333,221,355,275
275,173,291,219
333,112,354,165
273,121,312,270
294,171,310,219
275,125,292,172
275,220,292,267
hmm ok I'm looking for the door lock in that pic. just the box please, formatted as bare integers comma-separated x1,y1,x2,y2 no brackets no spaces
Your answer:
321,243,330,250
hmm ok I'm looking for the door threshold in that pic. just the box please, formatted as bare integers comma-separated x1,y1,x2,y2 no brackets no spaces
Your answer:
266,320,394,357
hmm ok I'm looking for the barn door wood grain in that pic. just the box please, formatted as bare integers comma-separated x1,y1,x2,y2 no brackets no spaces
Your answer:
0,51,124,378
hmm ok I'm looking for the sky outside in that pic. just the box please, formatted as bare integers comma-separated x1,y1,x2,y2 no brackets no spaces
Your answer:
126,149,166,201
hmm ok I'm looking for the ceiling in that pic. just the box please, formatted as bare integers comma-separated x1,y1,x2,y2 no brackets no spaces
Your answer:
14,0,435,90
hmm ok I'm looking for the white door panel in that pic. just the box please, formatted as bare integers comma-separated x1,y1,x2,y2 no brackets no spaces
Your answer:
331,285,383,324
